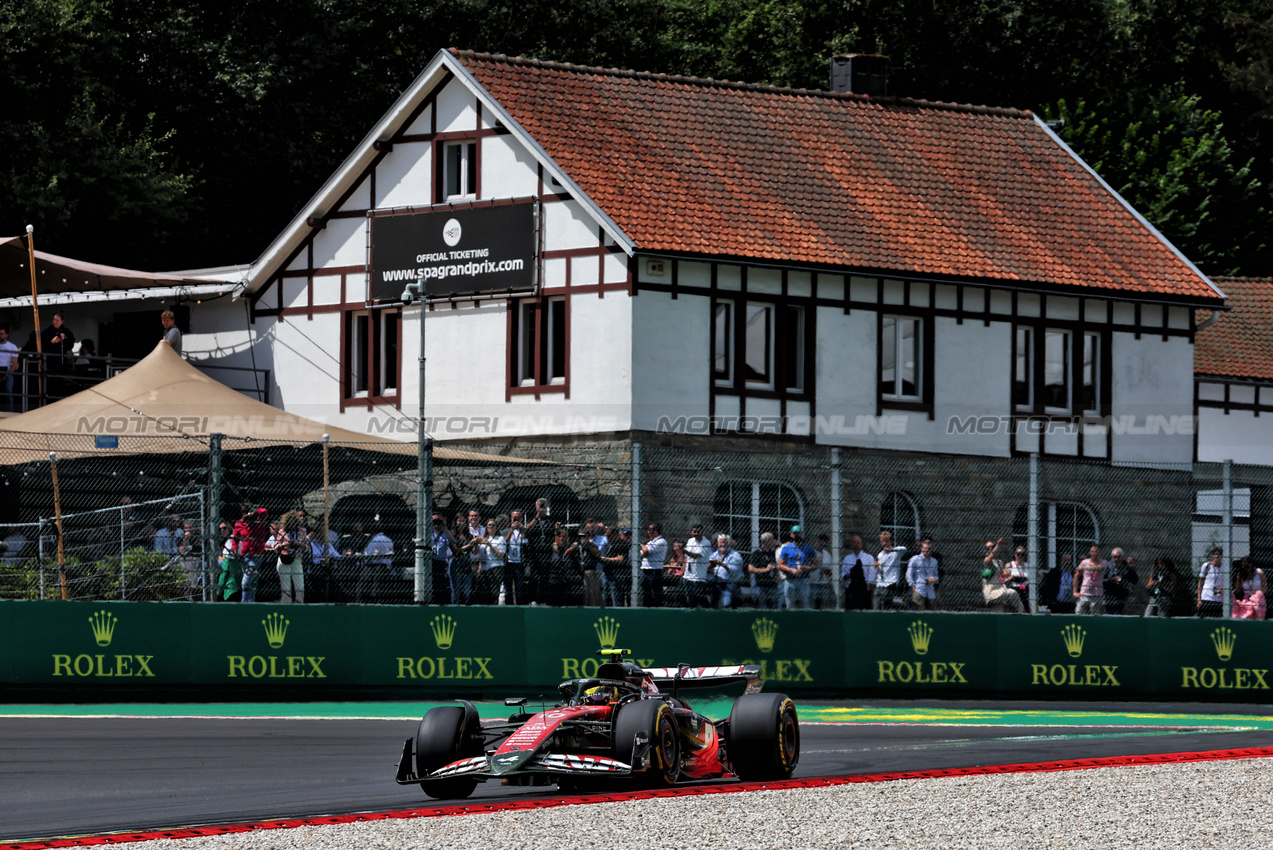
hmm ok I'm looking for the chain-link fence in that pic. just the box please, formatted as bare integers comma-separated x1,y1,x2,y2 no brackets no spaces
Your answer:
0,430,1266,617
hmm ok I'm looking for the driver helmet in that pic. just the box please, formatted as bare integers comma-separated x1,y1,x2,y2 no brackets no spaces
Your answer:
583,684,618,705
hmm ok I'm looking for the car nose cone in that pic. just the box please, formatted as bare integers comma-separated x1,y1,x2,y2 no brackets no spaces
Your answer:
489,749,536,775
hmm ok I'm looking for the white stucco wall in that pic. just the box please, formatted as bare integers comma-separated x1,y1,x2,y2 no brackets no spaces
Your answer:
1109,333,1194,465
631,290,710,431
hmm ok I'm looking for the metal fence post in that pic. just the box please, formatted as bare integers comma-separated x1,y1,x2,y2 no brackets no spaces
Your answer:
631,442,642,607
1028,452,1040,614
206,433,223,602
831,448,843,609
1223,458,1233,619
37,518,46,600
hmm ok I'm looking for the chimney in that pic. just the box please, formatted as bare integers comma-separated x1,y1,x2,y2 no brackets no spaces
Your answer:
830,54,888,97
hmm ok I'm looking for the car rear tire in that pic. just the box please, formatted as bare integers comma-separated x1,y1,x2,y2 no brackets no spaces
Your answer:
613,699,681,787
727,692,799,781
416,705,482,799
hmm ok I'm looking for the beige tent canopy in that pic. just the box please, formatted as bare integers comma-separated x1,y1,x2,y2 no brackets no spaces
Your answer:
0,342,526,466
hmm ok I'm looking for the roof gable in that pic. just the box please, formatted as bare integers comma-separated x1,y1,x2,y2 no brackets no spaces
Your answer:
1196,277,1273,380
457,51,1220,303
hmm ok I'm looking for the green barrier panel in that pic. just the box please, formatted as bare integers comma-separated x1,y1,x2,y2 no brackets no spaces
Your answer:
363,607,526,689
845,612,999,695
6,601,192,687
522,608,843,692
188,604,363,687
1,600,1270,703
995,616,1153,697
1146,617,1273,700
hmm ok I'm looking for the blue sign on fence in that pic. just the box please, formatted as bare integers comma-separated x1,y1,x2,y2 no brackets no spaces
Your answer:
94,435,119,449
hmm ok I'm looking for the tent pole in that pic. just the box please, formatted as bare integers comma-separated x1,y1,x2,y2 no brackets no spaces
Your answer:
25,226,45,404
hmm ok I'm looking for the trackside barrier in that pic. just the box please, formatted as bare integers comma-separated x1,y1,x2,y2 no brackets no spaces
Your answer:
2,601,1270,702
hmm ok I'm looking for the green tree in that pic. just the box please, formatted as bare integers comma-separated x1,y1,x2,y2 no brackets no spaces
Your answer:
1052,89,1272,275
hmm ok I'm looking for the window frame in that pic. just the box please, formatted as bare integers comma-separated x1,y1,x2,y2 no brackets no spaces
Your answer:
508,295,569,397
1013,325,1105,416
713,480,805,552
877,313,932,414
711,295,811,399
879,491,922,549
1013,501,1100,571
442,140,478,200
342,307,402,407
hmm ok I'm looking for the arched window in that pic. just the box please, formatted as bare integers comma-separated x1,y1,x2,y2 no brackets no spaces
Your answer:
880,491,921,547
1013,502,1099,569
713,482,803,551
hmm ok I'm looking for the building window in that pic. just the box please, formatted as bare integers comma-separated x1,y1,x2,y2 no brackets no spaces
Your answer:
345,309,400,400
743,303,773,387
779,305,805,392
714,481,804,552
1015,328,1102,414
1013,327,1033,409
713,301,732,384
510,296,566,390
443,141,477,199
1043,329,1070,410
1013,501,1099,569
712,298,809,399
880,491,921,548
880,316,920,400
1080,332,1099,413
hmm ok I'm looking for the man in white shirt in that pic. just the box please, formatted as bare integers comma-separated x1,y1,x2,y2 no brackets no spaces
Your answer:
683,523,713,608
906,537,939,610
0,327,19,412
640,523,667,607
1196,547,1225,618
875,531,907,611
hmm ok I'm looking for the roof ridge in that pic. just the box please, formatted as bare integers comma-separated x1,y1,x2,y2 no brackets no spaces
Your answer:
451,48,1034,120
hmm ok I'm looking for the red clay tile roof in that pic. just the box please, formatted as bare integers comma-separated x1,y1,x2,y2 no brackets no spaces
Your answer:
1195,278,1273,379
456,51,1221,303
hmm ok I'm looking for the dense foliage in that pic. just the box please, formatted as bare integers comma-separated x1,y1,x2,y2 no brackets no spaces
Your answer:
2,0,1270,275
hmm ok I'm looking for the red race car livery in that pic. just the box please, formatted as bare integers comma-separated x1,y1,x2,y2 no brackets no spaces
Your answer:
395,649,799,799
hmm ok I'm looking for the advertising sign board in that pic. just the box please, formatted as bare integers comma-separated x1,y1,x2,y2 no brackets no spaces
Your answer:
370,200,537,302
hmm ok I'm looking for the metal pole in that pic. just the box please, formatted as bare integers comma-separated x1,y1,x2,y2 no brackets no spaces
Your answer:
119,502,126,600
414,301,433,604
1223,459,1233,619
208,434,224,602
1028,452,1040,614
630,442,642,607
38,518,46,600
49,452,67,600
830,448,843,609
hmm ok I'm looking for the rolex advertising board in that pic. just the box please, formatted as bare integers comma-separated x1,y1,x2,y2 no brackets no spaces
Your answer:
187,605,362,687
369,200,537,303
6,601,191,686
844,613,998,695
3,600,1272,703
521,609,844,691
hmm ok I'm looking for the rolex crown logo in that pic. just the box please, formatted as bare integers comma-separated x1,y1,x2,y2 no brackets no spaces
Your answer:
431,614,458,650
88,611,118,647
1061,624,1086,658
908,621,933,656
594,616,621,650
1211,627,1237,662
751,617,779,654
262,613,290,649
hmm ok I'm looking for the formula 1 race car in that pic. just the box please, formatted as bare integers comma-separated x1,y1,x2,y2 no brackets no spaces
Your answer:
395,649,799,799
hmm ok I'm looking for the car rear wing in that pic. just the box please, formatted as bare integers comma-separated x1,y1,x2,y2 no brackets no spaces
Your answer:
642,664,762,690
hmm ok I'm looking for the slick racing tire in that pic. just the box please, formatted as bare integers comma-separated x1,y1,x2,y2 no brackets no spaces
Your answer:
727,692,799,781
613,699,681,787
416,705,482,799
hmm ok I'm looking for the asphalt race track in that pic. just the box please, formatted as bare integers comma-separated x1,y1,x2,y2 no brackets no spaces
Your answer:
3,700,1273,843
